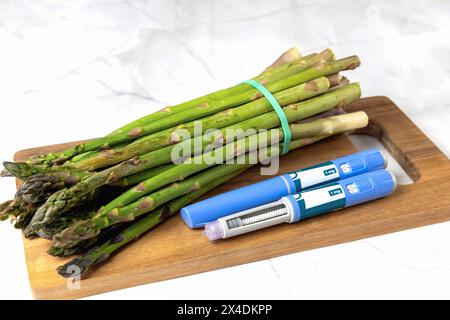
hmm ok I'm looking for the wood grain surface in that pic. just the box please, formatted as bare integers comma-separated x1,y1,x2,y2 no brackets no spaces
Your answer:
14,96,450,299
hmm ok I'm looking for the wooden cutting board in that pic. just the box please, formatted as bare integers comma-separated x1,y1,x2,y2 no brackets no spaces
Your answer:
14,96,450,299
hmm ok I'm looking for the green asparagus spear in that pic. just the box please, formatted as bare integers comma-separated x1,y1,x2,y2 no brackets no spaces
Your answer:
40,186,134,241
48,224,123,257
15,170,90,204
108,164,175,187
0,200,13,220
37,210,96,240
2,197,39,230
2,161,69,179
8,164,170,207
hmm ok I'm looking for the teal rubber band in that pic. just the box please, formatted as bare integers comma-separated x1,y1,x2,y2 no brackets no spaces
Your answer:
241,79,291,154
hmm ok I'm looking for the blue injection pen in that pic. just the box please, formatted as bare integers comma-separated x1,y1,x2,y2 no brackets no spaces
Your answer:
181,148,387,228
204,169,396,241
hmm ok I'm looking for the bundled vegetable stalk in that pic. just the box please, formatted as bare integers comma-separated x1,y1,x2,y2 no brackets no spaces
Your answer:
0,47,367,278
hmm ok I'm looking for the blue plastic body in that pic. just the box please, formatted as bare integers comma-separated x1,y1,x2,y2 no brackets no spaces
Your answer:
339,168,395,207
181,176,295,228
289,169,396,222
181,148,386,228
331,148,386,180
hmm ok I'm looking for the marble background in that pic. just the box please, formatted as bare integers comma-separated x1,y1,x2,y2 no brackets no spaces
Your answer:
0,0,449,299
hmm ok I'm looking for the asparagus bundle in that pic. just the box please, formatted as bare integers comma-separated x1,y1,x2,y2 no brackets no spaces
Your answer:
0,47,369,278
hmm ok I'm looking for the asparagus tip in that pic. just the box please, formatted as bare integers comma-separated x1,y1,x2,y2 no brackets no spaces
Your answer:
53,220,99,249
0,168,12,177
2,161,38,179
57,251,109,278
57,257,86,278
2,162,18,177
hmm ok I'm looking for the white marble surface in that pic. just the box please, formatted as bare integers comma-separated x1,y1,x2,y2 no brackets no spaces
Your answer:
1,0,450,299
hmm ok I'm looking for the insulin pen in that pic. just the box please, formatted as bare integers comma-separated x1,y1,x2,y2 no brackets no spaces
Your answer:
204,169,396,241
181,148,386,228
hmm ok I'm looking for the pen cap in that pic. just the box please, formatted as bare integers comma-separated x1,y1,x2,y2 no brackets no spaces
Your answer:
340,169,397,207
181,176,295,228
332,148,386,179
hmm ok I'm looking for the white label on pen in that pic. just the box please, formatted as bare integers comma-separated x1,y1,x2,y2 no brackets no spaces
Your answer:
292,183,346,219
300,184,345,209
288,162,340,190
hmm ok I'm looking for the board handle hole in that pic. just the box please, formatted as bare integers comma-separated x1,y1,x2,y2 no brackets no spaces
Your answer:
348,134,414,185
